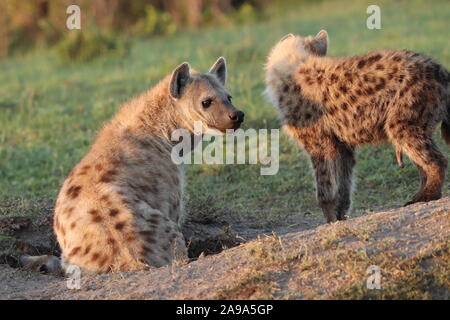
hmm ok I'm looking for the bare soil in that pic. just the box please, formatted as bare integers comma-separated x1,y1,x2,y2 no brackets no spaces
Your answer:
0,198,448,299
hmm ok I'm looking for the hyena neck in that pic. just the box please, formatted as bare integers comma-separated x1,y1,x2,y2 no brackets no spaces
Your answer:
265,54,327,127
113,77,191,144
265,55,306,107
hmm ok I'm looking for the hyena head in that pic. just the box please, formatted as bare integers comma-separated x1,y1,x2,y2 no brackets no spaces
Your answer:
264,30,329,106
168,57,244,135
265,30,329,74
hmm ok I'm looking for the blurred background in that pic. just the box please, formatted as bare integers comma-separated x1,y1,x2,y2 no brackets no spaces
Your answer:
0,0,449,229
0,0,292,61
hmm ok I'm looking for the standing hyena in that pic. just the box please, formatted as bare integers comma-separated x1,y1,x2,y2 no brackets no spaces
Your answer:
48,57,244,273
265,30,450,223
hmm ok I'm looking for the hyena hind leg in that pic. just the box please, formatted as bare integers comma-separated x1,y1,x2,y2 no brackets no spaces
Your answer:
396,136,447,206
310,156,338,223
395,149,404,168
335,144,356,221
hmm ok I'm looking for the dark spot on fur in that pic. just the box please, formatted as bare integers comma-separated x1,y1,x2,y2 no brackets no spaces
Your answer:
95,163,103,171
92,215,103,223
109,209,120,217
125,232,136,242
142,245,154,254
115,222,125,230
140,230,155,237
69,246,81,257
91,252,100,262
407,75,419,87
84,245,92,255
339,85,348,94
66,185,82,199
122,198,132,206
399,88,407,97
66,207,74,215
88,209,99,215
305,76,313,85
70,221,76,229
375,78,386,91
366,54,382,66
375,64,384,71
341,103,348,110
99,169,117,183
365,87,374,95
357,59,366,69
330,73,339,83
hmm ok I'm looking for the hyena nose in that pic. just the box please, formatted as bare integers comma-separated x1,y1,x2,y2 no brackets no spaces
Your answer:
229,111,245,123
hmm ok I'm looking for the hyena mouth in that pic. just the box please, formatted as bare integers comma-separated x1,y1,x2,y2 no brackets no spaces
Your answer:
208,123,242,134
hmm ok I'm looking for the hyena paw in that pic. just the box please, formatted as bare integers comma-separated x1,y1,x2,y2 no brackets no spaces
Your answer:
404,192,442,207
20,255,63,275
336,212,348,221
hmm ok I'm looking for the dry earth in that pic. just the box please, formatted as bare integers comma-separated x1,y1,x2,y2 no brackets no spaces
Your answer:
0,197,449,300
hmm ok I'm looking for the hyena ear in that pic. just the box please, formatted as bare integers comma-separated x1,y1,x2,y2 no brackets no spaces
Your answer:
208,56,227,85
280,33,294,42
169,62,191,99
309,30,328,56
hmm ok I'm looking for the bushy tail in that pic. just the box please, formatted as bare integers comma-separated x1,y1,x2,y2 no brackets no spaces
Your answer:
442,99,450,145
443,122,450,145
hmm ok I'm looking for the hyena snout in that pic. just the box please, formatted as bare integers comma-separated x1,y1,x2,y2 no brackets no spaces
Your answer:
229,110,245,124
213,104,245,130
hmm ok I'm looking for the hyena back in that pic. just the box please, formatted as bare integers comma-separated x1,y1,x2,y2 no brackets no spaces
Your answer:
48,57,244,273
265,31,450,223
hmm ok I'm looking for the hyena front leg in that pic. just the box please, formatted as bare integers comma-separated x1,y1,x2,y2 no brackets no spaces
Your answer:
335,143,356,221
310,155,338,223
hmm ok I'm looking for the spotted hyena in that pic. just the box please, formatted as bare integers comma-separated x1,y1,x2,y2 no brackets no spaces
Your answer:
265,30,450,223
48,57,244,273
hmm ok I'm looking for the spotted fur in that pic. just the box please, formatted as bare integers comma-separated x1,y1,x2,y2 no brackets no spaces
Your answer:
51,57,240,273
265,31,450,222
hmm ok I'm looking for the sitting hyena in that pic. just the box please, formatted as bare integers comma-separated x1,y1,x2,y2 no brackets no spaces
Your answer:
265,30,450,223
33,57,243,274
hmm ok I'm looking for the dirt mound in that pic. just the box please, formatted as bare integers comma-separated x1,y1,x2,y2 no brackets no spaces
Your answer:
1,197,449,300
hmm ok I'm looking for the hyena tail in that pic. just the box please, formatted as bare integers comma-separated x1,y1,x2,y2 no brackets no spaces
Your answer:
442,98,450,145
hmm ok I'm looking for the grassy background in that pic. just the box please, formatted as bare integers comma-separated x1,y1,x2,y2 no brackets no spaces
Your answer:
0,0,449,224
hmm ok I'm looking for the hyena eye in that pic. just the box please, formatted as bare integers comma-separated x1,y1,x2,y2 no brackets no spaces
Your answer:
227,95,232,102
202,99,213,108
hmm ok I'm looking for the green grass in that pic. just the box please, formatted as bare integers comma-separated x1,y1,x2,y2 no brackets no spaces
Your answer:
0,0,449,223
